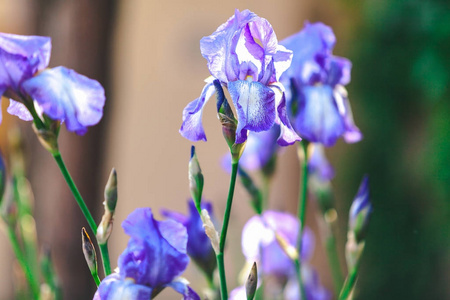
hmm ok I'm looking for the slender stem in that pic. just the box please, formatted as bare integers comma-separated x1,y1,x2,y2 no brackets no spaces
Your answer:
325,231,345,293
294,259,307,300
216,161,239,300
339,260,360,300
7,227,40,299
216,253,227,300
296,141,309,299
99,243,112,276
92,271,101,287
52,152,97,234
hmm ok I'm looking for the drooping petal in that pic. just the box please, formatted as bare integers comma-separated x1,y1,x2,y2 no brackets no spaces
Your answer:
275,91,301,146
166,277,201,300
0,33,51,93
228,80,276,144
333,85,363,143
96,273,153,300
179,82,215,142
120,208,189,288
21,66,105,135
294,85,345,146
7,99,33,121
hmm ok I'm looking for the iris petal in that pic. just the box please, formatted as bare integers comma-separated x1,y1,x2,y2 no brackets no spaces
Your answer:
228,80,275,144
179,82,215,142
21,66,105,135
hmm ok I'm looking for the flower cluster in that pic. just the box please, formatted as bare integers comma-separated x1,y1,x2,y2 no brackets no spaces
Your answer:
0,32,105,135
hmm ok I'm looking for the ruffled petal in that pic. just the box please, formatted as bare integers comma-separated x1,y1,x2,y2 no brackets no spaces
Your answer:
96,274,153,300
21,66,105,135
273,44,293,82
7,99,33,121
200,9,257,83
294,85,345,146
0,33,51,92
120,208,189,287
228,80,276,144
179,82,215,142
167,277,200,300
326,56,352,86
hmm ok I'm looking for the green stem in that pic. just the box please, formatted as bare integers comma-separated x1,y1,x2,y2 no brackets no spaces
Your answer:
52,152,97,234
99,243,112,276
7,227,40,299
92,271,101,287
325,230,345,293
216,253,227,300
294,258,307,300
217,161,239,300
296,141,309,299
339,260,360,300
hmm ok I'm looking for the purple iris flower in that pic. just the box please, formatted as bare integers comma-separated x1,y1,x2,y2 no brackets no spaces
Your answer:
238,211,330,300
0,32,105,134
94,208,200,300
180,9,300,146
161,200,217,279
280,22,362,147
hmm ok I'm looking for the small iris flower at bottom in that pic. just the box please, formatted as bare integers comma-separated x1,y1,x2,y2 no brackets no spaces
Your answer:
93,208,200,300
230,211,330,300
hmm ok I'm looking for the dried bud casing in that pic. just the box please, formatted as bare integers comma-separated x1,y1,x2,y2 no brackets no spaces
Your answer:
82,227,98,275
245,262,258,300
189,146,203,212
201,209,220,254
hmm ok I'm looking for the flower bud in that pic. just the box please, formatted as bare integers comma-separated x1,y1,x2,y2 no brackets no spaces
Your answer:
275,232,299,261
82,227,98,276
245,262,258,300
97,168,118,244
189,146,203,213
348,175,372,243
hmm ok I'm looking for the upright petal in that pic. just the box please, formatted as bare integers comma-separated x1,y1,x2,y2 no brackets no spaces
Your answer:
228,80,276,144
179,82,215,142
0,33,51,93
21,66,105,135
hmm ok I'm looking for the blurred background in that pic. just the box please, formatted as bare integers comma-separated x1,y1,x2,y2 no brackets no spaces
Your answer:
0,0,449,299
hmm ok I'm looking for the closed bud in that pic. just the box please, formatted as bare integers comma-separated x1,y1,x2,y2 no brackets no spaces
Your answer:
189,146,203,213
245,262,258,300
348,175,372,243
201,209,220,254
104,168,117,213
82,227,98,276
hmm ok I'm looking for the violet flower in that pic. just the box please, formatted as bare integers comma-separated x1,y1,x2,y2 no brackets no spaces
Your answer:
280,22,362,146
161,200,217,280
237,211,330,299
0,32,105,134
94,208,199,300
180,9,300,146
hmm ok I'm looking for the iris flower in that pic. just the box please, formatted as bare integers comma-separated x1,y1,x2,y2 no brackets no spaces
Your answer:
180,9,300,146
94,208,199,300
280,22,361,146
0,32,105,134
